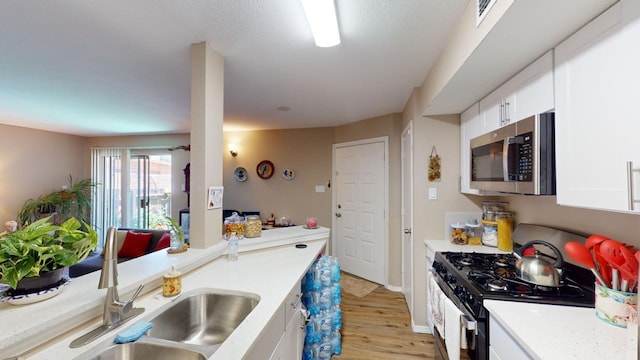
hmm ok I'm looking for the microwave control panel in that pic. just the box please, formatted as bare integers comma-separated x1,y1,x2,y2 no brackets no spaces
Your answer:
517,133,533,181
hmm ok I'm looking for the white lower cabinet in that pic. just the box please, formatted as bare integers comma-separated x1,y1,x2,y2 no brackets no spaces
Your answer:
554,0,640,213
249,280,306,360
489,314,532,360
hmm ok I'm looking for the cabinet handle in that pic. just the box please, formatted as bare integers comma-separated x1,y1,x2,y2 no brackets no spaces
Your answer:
499,101,504,126
627,161,640,211
291,293,302,309
504,99,510,124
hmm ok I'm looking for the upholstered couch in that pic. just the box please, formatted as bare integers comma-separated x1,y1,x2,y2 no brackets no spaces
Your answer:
68,228,171,278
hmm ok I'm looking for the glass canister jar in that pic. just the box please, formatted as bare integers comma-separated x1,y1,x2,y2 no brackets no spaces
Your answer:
481,219,498,247
450,222,468,245
465,219,482,245
224,212,245,239
245,215,262,238
496,211,515,251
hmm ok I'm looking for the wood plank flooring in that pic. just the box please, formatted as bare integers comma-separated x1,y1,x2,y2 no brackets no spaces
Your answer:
334,284,435,359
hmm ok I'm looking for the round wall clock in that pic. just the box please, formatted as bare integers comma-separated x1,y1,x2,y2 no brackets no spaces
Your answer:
256,160,274,179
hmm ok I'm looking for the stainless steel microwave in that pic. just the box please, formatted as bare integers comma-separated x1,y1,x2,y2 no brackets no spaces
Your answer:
469,112,555,195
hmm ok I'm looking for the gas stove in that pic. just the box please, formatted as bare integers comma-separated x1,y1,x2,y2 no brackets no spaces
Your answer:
432,251,595,319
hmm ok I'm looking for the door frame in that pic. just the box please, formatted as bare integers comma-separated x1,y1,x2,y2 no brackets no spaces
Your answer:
401,122,414,316
331,136,389,287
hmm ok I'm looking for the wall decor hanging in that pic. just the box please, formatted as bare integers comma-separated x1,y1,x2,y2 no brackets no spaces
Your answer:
234,167,247,182
256,160,274,179
282,168,295,180
428,146,441,182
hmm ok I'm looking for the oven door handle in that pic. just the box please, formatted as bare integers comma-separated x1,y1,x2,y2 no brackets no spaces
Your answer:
429,269,478,335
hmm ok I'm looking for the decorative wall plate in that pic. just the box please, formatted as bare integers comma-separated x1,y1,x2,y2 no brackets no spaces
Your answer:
282,168,295,180
234,166,247,182
256,160,274,179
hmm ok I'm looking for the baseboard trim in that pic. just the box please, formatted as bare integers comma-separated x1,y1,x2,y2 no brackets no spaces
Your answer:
411,323,431,334
385,284,402,292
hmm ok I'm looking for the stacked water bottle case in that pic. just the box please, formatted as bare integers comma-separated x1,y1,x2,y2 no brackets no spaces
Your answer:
302,256,342,360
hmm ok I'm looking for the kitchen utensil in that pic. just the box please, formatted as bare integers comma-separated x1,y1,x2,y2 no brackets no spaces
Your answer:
585,235,611,286
514,240,564,287
619,245,639,276
564,241,608,286
600,242,637,292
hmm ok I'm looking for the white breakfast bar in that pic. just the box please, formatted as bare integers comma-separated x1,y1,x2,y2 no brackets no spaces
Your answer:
0,226,330,359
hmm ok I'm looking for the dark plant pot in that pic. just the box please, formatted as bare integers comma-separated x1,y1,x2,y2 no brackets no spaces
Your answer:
14,267,65,294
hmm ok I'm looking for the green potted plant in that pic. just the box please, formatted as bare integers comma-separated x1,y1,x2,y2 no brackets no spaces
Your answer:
0,216,98,291
17,176,95,228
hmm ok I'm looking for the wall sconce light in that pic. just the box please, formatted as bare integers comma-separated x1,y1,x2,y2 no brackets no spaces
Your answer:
228,144,238,157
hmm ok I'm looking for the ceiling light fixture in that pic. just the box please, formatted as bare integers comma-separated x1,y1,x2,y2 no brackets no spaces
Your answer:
301,0,341,47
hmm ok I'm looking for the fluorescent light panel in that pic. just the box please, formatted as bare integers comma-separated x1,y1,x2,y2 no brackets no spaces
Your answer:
301,0,340,47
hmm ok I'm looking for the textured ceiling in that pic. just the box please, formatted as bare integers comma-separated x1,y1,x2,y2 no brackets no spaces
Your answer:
0,0,468,136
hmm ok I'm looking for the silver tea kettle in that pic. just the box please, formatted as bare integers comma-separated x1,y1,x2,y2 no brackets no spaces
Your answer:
513,240,565,287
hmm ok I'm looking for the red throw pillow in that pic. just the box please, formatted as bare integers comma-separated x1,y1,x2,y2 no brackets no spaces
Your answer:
154,232,171,251
118,231,153,258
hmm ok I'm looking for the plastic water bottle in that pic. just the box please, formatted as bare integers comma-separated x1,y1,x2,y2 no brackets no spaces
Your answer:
227,232,239,261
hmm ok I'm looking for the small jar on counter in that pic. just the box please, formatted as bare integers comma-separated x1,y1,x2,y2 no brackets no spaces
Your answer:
224,212,245,239
465,219,482,246
450,223,467,245
245,215,262,238
481,220,498,247
496,211,515,252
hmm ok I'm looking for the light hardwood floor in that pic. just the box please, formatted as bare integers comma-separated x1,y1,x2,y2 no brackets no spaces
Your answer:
335,285,435,359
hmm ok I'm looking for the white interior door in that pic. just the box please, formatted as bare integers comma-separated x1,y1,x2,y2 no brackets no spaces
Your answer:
333,139,387,285
401,124,414,316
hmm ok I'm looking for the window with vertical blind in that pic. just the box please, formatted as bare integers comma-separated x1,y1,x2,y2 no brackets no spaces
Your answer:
91,147,124,250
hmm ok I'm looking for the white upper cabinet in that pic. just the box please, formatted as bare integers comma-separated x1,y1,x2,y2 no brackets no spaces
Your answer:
555,0,640,213
460,103,482,195
479,50,555,134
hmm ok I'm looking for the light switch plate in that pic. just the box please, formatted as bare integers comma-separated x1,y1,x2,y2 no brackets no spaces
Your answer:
315,185,325,193
428,187,437,200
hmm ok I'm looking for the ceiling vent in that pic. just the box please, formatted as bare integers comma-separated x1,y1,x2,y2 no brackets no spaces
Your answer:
477,0,496,27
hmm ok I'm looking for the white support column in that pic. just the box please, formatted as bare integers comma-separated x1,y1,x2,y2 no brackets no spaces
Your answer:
189,41,224,248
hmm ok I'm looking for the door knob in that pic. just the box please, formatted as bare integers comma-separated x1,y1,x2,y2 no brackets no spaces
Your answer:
404,228,412,234
335,212,342,218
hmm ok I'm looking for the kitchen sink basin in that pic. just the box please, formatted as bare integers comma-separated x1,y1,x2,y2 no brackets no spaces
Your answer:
146,288,260,346
81,288,260,359
87,341,206,360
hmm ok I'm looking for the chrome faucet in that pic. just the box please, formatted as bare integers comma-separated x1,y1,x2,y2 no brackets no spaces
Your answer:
70,227,145,348
99,227,145,325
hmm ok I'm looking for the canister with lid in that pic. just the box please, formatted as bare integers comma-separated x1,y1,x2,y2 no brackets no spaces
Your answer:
450,222,468,245
245,215,262,238
481,220,498,247
465,219,482,245
496,211,515,251
224,212,245,239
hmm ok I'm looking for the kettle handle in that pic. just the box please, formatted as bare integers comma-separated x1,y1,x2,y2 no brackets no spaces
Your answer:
515,240,564,270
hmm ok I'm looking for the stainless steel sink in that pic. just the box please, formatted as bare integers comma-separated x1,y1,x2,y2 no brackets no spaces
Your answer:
147,289,260,346
81,288,260,359
87,341,207,360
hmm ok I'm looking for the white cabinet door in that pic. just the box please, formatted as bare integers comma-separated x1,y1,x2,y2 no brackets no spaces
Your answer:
489,315,533,360
555,0,640,213
479,50,554,133
460,103,482,195
511,50,554,120
284,307,306,359
268,332,286,360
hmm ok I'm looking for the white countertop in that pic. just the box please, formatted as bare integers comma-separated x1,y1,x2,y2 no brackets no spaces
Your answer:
484,300,635,360
0,226,330,359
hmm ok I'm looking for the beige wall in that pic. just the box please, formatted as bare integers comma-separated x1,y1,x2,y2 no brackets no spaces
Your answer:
502,195,640,248
416,0,513,112
334,114,404,286
222,128,334,233
0,124,87,224
409,114,482,327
